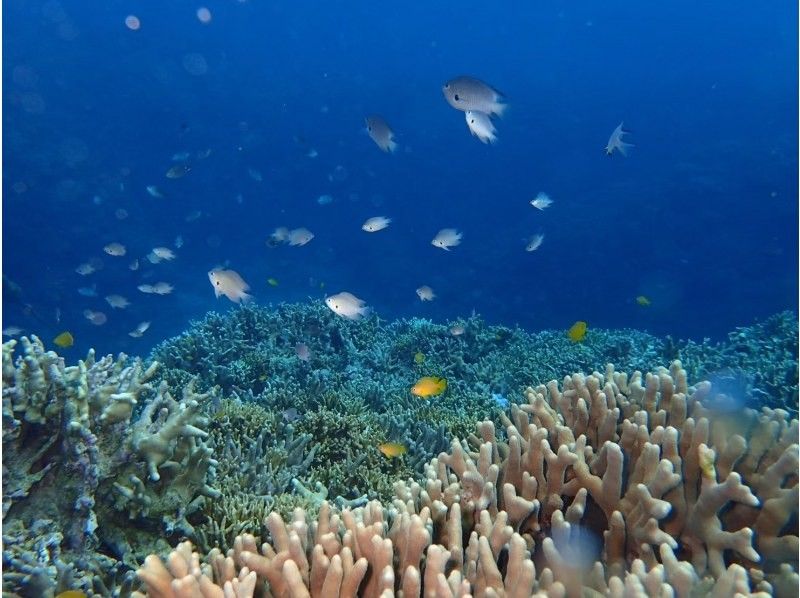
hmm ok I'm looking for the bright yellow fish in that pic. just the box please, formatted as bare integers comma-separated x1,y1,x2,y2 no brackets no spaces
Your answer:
414,351,425,364
567,321,587,342
267,278,279,287
411,376,447,398
378,442,407,458
53,331,74,348
56,592,87,598
636,295,651,306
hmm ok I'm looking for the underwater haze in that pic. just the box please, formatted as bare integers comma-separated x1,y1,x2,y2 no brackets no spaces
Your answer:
3,0,798,355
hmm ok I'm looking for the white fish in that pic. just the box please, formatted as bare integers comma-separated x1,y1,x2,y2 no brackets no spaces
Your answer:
248,168,263,182
2,326,24,337
307,149,318,158
295,343,311,362
105,294,130,309
450,325,465,336
75,263,96,276
442,76,506,117
151,282,174,295
525,234,545,252
416,286,436,301
465,111,497,144
129,259,140,271
325,292,369,320
137,284,155,294
317,194,334,206
431,228,462,251
362,216,391,233
77,285,97,297
146,253,162,264
288,228,314,246
129,321,151,338
208,269,251,303
104,242,126,256
174,235,184,248
146,185,164,198
115,208,129,220
365,115,397,153
151,247,176,260
83,309,108,326
605,122,634,156
197,148,212,159
530,192,553,210
185,210,203,222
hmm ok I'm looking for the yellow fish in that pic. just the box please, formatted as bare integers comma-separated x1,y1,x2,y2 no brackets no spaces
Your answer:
53,331,74,348
636,295,651,306
267,278,279,287
378,442,407,458
411,376,447,398
56,592,87,598
414,351,425,364
567,321,587,342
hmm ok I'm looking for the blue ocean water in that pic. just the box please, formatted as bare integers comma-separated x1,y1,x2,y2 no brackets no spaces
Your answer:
4,0,797,357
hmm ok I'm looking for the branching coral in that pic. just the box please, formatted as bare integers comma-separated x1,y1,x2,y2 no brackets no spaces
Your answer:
132,361,798,597
2,336,219,595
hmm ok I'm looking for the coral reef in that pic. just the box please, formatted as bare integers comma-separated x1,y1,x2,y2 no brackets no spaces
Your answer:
133,361,799,597
2,336,218,596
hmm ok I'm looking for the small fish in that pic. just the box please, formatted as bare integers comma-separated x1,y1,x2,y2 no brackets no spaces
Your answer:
525,234,544,252
146,185,164,198
75,263,96,276
282,407,300,422
306,148,318,158
416,286,436,301
55,591,87,598
378,442,407,458
151,247,176,261
166,164,190,179
105,294,130,309
83,310,108,326
317,194,334,206
431,228,462,251
465,110,497,144
151,282,174,295
636,295,651,306
129,259,140,271
365,115,397,153
530,192,553,210
174,235,184,248
411,376,447,398
128,321,151,338
288,228,314,246
267,277,279,287
442,76,506,117
450,325,465,336
137,284,155,294
55,307,61,323
185,210,203,222
414,351,425,364
247,168,263,182
53,331,74,347
605,122,634,157
567,321,587,342
103,242,127,257
197,148,212,159
3,326,24,337
77,284,97,297
115,208,129,220
362,216,391,233
208,269,251,303
325,292,369,320
269,227,290,245
172,151,191,162
295,342,310,362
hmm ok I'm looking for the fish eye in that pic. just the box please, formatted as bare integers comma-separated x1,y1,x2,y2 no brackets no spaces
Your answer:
454,94,460,101
216,281,220,286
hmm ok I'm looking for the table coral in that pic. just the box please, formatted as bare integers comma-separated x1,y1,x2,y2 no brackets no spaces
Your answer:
132,361,798,597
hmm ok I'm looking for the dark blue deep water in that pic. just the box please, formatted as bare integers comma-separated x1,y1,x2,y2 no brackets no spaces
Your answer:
4,1,798,356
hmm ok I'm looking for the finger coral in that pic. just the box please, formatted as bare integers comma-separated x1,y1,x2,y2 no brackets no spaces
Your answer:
133,361,798,597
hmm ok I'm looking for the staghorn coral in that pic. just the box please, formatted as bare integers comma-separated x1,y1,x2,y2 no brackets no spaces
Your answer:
2,336,219,596
132,361,798,597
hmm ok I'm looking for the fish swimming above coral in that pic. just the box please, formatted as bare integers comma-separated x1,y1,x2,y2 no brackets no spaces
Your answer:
325,291,369,320
208,268,251,303
411,375,448,398
605,122,634,156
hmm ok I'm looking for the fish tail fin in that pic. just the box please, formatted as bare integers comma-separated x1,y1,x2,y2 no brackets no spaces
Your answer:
492,101,508,118
619,142,635,157
240,292,254,304
387,139,398,153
